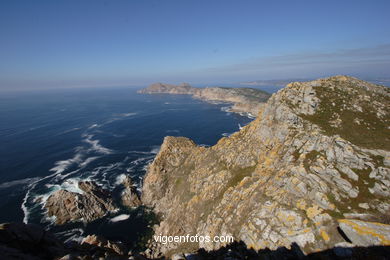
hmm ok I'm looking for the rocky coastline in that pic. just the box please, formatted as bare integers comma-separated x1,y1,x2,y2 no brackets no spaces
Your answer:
1,76,389,259
137,83,270,116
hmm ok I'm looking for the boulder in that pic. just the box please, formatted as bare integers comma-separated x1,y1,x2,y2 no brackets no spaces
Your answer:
45,181,117,225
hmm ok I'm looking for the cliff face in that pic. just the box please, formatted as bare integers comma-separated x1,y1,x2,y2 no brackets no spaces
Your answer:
138,83,270,116
142,76,390,256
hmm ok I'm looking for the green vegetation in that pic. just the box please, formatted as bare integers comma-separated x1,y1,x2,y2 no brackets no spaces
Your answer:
370,155,385,168
292,149,301,161
300,80,390,150
226,165,256,189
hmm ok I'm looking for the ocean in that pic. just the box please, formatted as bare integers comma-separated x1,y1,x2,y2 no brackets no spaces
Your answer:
0,86,278,248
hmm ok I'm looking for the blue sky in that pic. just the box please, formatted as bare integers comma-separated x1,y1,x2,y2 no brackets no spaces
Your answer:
0,0,389,89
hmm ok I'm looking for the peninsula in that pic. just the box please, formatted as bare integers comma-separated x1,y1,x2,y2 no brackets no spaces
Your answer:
138,83,271,117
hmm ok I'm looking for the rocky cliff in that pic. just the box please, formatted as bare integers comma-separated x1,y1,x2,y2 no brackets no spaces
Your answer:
138,83,270,116
142,76,390,257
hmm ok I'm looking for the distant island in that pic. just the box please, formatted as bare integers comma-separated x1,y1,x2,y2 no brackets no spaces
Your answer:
138,83,271,117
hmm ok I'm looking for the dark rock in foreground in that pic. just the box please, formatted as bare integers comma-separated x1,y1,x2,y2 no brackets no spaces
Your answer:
1,221,390,259
0,222,66,259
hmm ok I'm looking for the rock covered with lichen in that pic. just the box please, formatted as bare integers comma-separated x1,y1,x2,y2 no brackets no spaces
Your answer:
142,76,390,257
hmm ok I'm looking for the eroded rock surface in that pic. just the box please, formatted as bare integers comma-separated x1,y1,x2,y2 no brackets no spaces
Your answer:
142,76,390,257
45,181,117,225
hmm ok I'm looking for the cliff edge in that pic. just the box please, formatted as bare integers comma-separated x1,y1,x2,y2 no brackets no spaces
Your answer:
142,76,390,257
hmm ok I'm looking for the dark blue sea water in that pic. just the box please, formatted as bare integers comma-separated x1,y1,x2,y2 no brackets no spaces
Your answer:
0,86,280,247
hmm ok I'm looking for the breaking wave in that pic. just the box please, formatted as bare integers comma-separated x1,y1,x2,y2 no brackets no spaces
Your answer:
110,214,130,223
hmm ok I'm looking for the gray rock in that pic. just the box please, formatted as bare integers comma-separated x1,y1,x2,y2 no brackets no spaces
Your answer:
338,219,390,246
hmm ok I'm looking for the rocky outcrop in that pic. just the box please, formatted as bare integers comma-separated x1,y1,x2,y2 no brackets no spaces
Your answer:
142,76,390,257
338,219,390,246
138,83,270,116
121,175,141,208
45,181,117,225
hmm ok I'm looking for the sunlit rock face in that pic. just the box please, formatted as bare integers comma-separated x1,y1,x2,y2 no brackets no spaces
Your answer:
142,76,390,257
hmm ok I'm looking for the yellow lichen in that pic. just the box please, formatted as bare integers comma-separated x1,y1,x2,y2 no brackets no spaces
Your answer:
320,229,330,242
296,199,306,210
306,205,323,219
338,219,390,245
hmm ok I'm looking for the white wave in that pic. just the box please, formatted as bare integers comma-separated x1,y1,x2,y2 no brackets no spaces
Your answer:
84,134,113,154
56,228,85,243
21,170,67,224
120,112,137,117
142,159,154,172
130,155,154,166
114,174,127,186
150,145,161,154
49,152,83,174
22,189,32,224
43,178,84,197
61,178,84,194
238,123,243,130
55,169,80,180
222,132,232,137
0,177,41,189
247,113,256,119
88,124,100,129
220,106,231,112
80,156,100,168
110,214,130,223
44,215,57,225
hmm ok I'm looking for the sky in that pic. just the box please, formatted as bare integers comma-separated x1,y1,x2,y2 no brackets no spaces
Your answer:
0,0,389,90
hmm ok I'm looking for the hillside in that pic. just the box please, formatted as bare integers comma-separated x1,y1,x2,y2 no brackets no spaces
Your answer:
142,76,390,257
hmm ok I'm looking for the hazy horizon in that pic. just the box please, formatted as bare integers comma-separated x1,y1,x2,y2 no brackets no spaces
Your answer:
1,0,389,90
